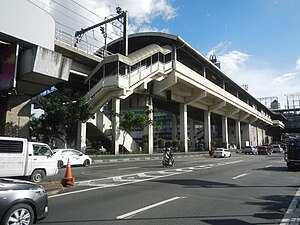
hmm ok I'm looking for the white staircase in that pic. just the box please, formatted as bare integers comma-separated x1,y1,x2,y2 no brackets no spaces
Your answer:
85,44,174,152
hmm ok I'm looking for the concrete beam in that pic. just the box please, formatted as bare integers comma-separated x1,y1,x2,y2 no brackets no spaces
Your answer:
208,100,226,112
185,90,207,104
249,117,258,124
153,71,177,94
239,113,250,122
226,108,240,117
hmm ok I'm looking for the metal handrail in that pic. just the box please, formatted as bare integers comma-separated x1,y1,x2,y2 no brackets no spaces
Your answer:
55,29,113,58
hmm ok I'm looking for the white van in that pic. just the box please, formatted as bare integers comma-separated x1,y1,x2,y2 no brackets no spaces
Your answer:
0,136,58,182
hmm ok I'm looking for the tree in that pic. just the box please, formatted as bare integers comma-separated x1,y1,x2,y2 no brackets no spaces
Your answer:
30,95,93,148
112,109,153,153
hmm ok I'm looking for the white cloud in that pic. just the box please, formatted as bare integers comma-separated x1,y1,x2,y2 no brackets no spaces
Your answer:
207,41,231,58
79,0,177,32
296,58,300,70
219,51,250,73
272,73,296,83
33,0,176,43
209,44,300,107
131,24,169,33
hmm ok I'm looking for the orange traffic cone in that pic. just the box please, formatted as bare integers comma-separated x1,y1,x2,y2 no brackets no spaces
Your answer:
61,159,75,187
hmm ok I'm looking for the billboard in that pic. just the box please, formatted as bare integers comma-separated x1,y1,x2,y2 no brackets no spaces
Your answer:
0,44,19,91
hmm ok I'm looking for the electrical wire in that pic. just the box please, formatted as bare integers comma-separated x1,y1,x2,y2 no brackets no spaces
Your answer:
28,0,121,38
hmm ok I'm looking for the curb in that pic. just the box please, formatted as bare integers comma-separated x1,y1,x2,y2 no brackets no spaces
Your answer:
91,152,208,163
40,181,66,196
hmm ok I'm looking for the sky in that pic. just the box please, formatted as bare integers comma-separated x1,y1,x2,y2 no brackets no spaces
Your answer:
30,0,300,109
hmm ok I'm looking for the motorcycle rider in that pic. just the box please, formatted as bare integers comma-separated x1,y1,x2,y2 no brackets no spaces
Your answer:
163,147,174,166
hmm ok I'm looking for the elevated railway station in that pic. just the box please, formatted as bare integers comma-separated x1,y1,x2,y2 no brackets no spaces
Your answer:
0,1,286,154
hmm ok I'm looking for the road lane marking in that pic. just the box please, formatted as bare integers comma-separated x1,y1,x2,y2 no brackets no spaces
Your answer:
90,164,117,168
50,160,244,199
232,173,249,180
116,196,182,219
280,187,300,225
118,167,139,170
265,165,272,168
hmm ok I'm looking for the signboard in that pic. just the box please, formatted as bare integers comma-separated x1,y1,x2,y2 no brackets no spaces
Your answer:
0,44,19,91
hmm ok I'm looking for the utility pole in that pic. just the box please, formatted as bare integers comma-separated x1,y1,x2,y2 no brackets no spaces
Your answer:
75,7,128,56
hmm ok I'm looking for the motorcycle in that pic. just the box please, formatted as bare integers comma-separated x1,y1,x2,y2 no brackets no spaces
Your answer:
162,154,174,167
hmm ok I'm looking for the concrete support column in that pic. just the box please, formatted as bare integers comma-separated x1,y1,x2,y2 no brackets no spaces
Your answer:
172,114,177,141
147,97,154,154
244,123,251,146
172,44,177,70
190,119,196,149
77,121,86,152
204,111,211,151
180,103,188,152
235,120,241,149
256,126,259,146
112,98,121,155
222,116,228,148
3,96,30,138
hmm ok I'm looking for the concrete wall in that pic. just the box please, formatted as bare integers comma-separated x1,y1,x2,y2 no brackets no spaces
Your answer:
0,0,55,50
20,46,71,82
3,96,31,138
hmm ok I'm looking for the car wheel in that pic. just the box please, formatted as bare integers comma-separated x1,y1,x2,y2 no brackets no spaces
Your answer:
58,160,64,169
2,203,34,225
30,169,45,183
83,159,90,167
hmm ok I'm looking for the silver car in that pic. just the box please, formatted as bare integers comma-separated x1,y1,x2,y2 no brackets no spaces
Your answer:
245,146,258,154
0,178,48,225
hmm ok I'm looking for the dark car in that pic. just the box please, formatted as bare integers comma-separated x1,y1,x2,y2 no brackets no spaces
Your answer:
258,145,272,155
0,178,48,225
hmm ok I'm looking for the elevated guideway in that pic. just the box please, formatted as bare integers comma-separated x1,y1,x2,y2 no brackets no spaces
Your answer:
84,44,276,127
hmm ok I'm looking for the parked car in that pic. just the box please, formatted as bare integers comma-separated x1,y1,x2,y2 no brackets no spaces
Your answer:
0,178,48,224
213,148,231,158
85,146,107,154
257,145,272,155
53,149,92,168
271,144,284,153
244,146,258,154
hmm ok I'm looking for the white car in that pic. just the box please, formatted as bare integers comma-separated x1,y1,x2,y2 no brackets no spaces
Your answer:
213,148,232,158
271,144,284,153
53,149,92,168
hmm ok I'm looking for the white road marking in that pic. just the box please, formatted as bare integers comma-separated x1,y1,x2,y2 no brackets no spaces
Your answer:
280,187,300,225
49,160,244,199
90,164,116,168
118,167,139,170
265,165,273,168
232,173,249,180
116,196,182,219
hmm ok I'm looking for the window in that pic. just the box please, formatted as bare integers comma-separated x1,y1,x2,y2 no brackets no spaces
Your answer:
0,140,23,153
33,145,52,156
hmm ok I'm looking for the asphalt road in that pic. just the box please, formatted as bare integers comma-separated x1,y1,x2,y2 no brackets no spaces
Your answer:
40,153,300,225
